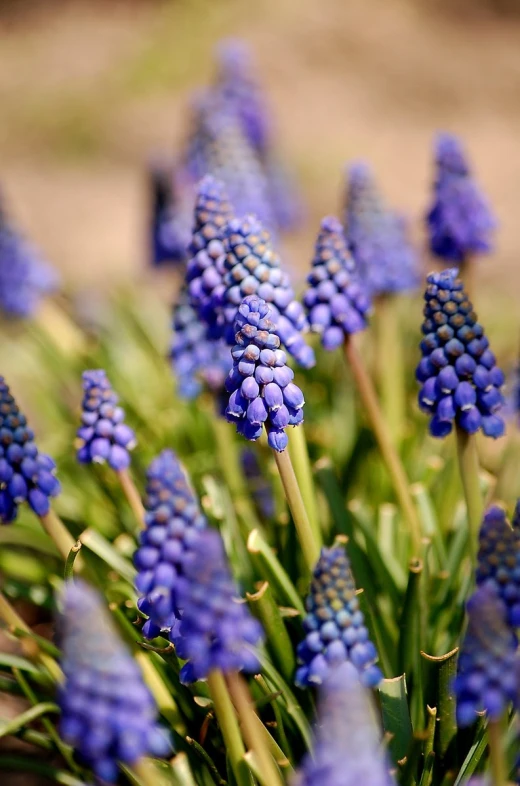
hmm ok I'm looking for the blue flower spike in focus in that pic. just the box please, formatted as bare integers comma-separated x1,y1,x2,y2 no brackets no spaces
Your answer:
58,580,170,783
476,505,520,628
426,133,496,266
296,543,383,689
293,662,395,786
304,216,371,350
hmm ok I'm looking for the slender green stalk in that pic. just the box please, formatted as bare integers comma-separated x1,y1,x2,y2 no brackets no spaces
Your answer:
207,670,252,786
39,509,77,562
226,672,285,786
343,335,422,556
246,581,296,682
487,718,507,786
131,758,166,786
272,443,320,571
64,540,82,581
455,426,483,568
287,425,322,549
375,294,406,442
117,468,145,530
213,417,262,532
494,429,520,504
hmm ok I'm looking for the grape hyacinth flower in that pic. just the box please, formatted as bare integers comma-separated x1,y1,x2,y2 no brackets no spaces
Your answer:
304,216,371,350
222,216,315,368
172,528,264,684
454,583,518,726
0,377,60,523
134,449,206,639
170,291,230,400
293,662,394,786
295,545,383,688
426,133,496,264
148,160,190,267
186,175,234,339
225,295,305,452
416,268,505,438
76,370,136,470
344,161,419,297
476,505,520,628
58,580,170,782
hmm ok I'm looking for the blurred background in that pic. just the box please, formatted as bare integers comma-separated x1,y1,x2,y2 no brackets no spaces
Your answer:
1,0,519,306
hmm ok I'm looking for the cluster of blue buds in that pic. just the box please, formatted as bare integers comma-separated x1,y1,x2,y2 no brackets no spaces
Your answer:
149,160,190,267
170,291,230,399
476,506,520,628
186,175,234,339
294,662,395,786
222,216,315,368
76,370,136,471
134,449,206,639
416,269,505,438
58,580,170,782
225,295,305,452
173,528,264,683
426,133,496,263
454,583,518,726
0,377,60,523
304,216,371,350
343,161,419,297
295,545,383,689
0,203,59,318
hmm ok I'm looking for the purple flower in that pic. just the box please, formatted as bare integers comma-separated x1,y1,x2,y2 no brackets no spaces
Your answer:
58,580,170,782
225,295,305,452
426,133,496,263
172,529,264,683
476,506,520,628
222,215,315,368
76,370,136,470
293,662,395,786
454,584,518,727
416,269,505,439
295,545,382,689
134,449,207,639
304,216,371,350
148,159,190,267
0,376,60,523
344,161,419,297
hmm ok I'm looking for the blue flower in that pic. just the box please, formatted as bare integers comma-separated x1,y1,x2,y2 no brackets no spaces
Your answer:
0,376,60,523
58,580,170,782
172,529,264,683
148,159,190,267
304,216,371,350
454,583,518,727
76,370,136,470
344,161,419,297
416,268,505,439
222,216,315,368
426,133,496,263
476,506,520,628
293,662,395,786
134,449,207,639
295,545,382,689
225,295,305,452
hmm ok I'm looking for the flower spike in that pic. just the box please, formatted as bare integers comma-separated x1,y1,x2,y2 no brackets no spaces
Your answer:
476,505,520,628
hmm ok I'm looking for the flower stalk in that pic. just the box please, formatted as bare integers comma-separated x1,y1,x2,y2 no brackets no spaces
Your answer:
207,670,252,786
287,424,322,550
375,294,406,442
39,509,78,563
487,717,507,786
455,425,483,567
117,467,145,530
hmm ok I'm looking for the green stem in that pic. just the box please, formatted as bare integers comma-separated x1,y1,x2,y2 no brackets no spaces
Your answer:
272,441,320,571
375,294,406,442
213,417,262,532
487,718,507,786
117,468,145,530
131,758,166,786
455,426,483,569
288,425,322,549
38,508,77,562
207,670,252,786
343,335,422,556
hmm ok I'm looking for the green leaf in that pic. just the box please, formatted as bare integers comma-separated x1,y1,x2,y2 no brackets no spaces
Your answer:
0,702,59,738
80,528,136,583
247,529,304,615
0,756,85,786
421,648,459,764
379,675,413,764
247,582,296,684
64,540,83,580
398,559,426,729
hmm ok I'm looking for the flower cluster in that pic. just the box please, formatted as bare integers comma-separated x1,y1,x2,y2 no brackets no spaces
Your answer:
343,161,418,297
173,529,264,683
134,449,207,639
186,175,234,339
293,662,395,786
222,215,315,368
304,216,371,350
476,506,520,628
58,580,170,782
295,545,383,688
0,377,60,523
76,370,136,470
426,133,496,263
170,291,230,399
416,268,505,438
454,583,518,726
225,295,305,452
0,203,59,318
149,159,190,266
